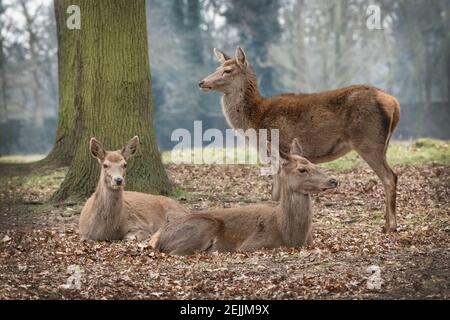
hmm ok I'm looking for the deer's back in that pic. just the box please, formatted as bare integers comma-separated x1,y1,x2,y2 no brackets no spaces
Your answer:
123,191,188,234
155,204,282,255
259,85,398,162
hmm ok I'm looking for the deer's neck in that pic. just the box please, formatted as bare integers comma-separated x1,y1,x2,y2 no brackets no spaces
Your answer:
90,174,124,239
279,183,312,247
222,66,263,130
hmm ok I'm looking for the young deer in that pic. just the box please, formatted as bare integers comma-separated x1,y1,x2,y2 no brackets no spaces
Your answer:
151,139,338,255
79,136,188,241
198,47,400,232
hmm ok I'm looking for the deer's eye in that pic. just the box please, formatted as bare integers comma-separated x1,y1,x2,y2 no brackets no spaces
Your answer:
103,164,108,169
223,69,232,74
123,163,127,168
298,168,307,174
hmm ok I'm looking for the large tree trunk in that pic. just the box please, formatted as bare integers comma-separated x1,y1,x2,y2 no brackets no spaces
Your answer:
51,0,171,202
42,0,78,166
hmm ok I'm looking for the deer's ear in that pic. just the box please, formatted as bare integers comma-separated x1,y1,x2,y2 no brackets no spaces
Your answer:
235,46,247,68
90,138,105,161
278,149,291,169
214,48,230,64
121,136,140,160
279,146,291,161
290,138,303,156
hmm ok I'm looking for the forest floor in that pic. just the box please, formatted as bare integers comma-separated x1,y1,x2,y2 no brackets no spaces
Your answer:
0,139,449,299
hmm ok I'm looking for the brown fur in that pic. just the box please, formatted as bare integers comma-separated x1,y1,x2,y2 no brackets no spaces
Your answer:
199,47,400,232
79,137,188,241
152,140,338,255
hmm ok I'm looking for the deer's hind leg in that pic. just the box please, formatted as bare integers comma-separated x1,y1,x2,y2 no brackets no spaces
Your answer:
238,223,282,251
355,144,398,232
155,215,223,255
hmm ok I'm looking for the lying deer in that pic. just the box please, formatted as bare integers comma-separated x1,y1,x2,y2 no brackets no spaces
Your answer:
79,136,188,241
151,139,338,255
198,47,401,232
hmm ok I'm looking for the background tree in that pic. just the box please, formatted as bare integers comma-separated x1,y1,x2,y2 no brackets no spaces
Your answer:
267,0,388,92
1,0,449,154
52,0,171,202
0,0,57,155
388,0,449,104
0,0,9,154
221,0,282,96
147,0,222,149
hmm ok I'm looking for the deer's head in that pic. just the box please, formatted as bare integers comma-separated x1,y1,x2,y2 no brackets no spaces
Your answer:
279,139,338,194
198,47,250,94
89,136,139,190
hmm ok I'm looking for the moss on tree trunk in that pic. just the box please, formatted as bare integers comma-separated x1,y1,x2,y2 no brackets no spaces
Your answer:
51,0,171,202
42,0,79,166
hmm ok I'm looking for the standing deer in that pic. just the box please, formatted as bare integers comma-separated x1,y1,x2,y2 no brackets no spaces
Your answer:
151,139,338,255
198,47,400,232
79,136,188,241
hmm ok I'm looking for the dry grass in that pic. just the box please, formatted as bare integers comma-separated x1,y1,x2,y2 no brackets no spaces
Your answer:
0,140,448,299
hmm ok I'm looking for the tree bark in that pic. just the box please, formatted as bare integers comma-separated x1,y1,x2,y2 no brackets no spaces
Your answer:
41,0,79,166
51,0,171,202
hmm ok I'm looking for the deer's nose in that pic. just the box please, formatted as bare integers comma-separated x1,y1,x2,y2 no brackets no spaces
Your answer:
328,178,338,187
115,177,123,185
198,80,205,87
